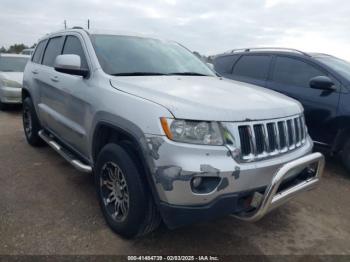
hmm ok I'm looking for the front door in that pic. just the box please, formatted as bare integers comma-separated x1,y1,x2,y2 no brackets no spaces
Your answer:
266,55,341,145
38,34,91,156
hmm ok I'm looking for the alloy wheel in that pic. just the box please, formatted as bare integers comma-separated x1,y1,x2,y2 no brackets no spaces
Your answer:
100,162,129,222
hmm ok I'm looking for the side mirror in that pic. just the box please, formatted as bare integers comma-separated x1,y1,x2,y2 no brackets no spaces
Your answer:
54,54,89,77
309,76,336,91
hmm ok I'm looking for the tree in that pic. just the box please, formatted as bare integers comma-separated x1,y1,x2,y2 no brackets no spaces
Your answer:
6,43,29,54
0,46,6,53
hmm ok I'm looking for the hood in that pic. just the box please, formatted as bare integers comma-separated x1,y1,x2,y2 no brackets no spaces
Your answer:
0,72,23,87
110,76,303,121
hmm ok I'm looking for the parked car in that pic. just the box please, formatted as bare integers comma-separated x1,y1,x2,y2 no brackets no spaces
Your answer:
0,53,30,109
213,48,350,172
22,30,324,238
21,48,34,56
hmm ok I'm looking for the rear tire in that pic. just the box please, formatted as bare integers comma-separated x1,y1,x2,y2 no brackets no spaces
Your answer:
95,143,161,238
22,97,44,147
341,138,350,173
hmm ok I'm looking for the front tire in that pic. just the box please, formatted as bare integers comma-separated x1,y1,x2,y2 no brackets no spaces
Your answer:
341,138,350,173
95,143,161,238
22,97,44,147
0,100,7,111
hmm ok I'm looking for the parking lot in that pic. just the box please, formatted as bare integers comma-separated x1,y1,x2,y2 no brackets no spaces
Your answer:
1,107,350,256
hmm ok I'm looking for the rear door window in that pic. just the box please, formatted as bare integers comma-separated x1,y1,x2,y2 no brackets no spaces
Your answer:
272,56,324,88
233,55,271,80
214,55,239,74
32,40,47,64
62,36,88,69
42,36,64,67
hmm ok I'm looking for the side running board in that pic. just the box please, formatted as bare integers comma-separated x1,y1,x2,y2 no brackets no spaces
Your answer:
38,130,92,173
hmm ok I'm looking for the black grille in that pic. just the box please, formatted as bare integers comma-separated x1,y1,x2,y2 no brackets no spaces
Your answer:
237,116,306,160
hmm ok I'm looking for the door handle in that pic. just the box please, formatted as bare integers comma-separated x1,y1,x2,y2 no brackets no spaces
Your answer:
32,70,38,74
50,76,59,82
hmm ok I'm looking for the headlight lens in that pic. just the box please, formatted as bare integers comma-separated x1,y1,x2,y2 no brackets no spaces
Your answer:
161,118,224,145
0,79,22,88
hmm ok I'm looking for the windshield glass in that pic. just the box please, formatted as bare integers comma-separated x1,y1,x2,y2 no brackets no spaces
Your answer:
316,56,350,80
0,57,28,72
90,34,215,76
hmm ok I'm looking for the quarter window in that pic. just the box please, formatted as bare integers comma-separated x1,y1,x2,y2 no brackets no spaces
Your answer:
214,55,239,74
233,55,271,80
42,36,64,67
273,56,325,88
62,36,88,69
32,40,47,64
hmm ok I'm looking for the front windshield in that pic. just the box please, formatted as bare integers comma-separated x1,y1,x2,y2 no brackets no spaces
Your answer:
90,34,215,76
0,57,28,72
316,56,350,80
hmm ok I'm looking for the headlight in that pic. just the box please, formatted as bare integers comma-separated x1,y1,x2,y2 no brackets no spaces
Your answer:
160,118,224,145
0,79,22,88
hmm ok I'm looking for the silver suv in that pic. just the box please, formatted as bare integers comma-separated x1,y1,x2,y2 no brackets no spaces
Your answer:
22,28,325,238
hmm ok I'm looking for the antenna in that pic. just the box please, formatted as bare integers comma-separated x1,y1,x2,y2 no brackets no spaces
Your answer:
64,20,67,29
87,19,90,29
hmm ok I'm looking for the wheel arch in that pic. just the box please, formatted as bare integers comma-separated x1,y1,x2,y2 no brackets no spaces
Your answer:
332,126,350,153
22,88,32,100
91,118,161,204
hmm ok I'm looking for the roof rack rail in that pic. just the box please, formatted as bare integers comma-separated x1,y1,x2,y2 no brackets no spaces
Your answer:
226,47,310,57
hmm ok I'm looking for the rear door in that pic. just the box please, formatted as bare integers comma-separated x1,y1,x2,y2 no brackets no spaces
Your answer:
24,39,47,108
266,55,341,144
230,54,272,87
37,36,65,135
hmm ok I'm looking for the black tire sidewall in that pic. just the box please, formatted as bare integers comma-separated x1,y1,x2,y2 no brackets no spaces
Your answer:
0,100,7,110
22,97,42,146
341,139,350,173
95,143,149,238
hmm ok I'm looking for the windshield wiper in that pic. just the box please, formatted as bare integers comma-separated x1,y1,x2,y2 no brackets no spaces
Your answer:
167,72,210,76
111,72,167,76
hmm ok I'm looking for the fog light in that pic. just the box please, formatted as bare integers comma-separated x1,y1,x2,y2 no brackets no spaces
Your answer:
192,177,202,188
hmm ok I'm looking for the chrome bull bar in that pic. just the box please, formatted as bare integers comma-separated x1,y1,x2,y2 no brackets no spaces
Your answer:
232,152,325,222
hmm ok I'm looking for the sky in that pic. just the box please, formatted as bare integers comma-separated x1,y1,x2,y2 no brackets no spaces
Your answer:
0,0,350,60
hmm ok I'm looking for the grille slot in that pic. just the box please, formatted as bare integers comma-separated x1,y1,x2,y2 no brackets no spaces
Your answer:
266,123,276,152
277,121,286,149
254,124,265,154
237,115,306,161
294,118,300,144
287,120,293,147
238,126,251,156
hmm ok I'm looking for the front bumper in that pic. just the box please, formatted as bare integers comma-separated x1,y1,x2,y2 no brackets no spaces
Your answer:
146,134,324,228
148,134,314,206
0,86,22,104
159,152,324,228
